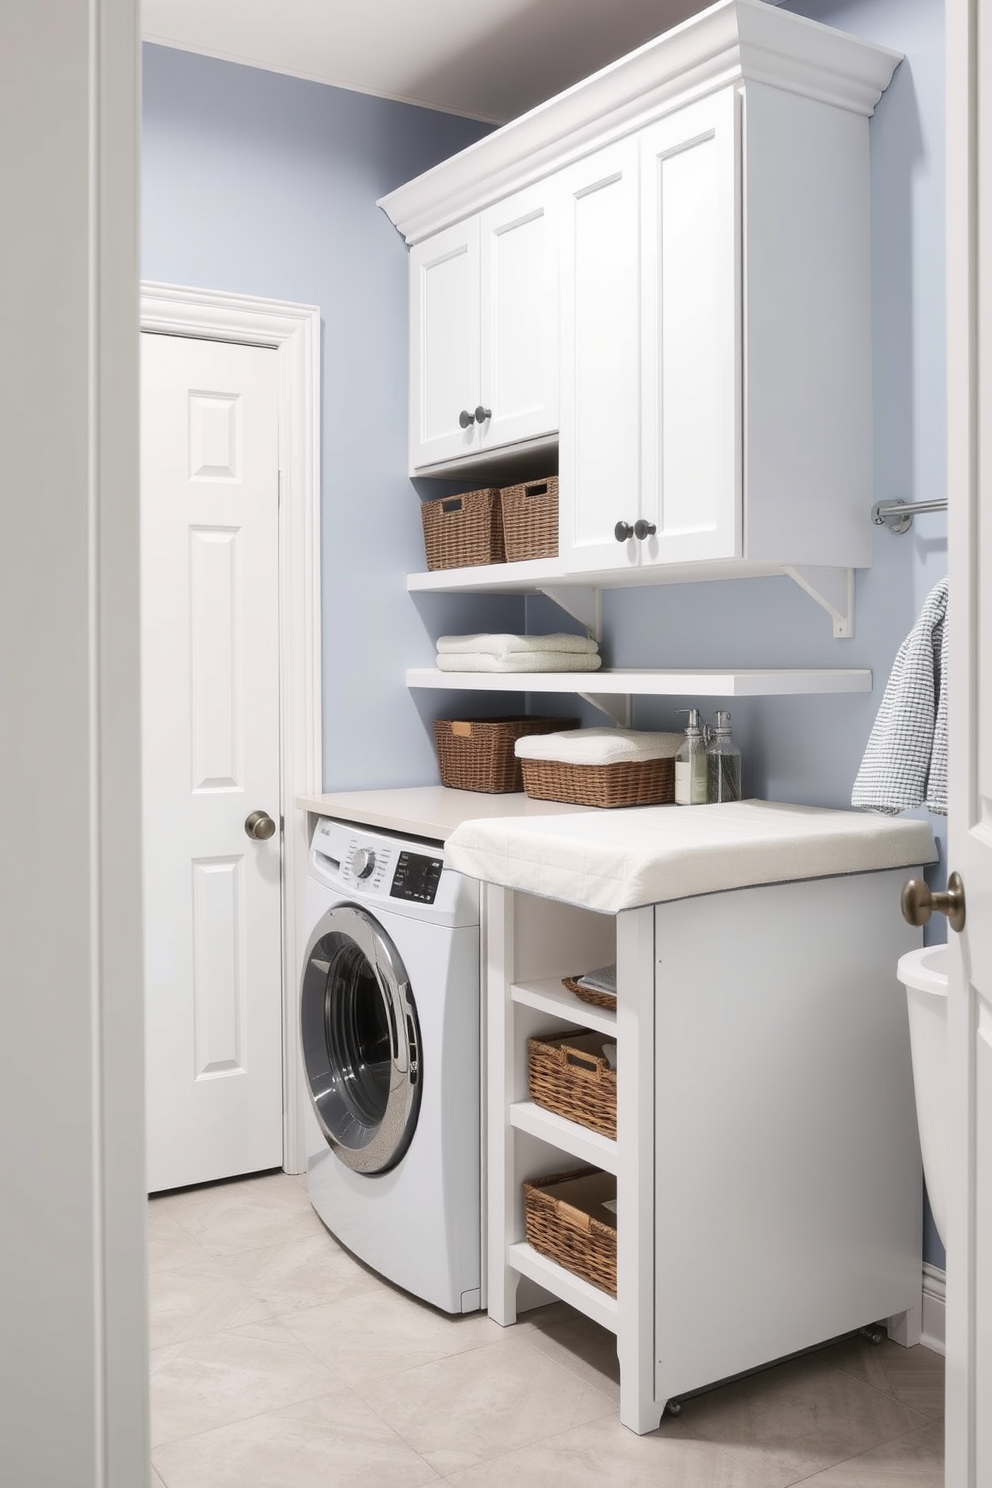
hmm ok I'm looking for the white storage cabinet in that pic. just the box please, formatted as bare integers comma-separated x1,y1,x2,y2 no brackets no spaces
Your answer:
486,870,926,1434
384,0,900,586
408,181,559,471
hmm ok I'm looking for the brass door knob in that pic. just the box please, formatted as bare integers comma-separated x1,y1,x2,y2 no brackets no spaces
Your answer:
901,871,966,933
245,810,277,841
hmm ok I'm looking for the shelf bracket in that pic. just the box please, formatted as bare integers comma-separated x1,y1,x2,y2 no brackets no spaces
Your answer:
782,566,855,640
578,692,631,728
537,586,602,643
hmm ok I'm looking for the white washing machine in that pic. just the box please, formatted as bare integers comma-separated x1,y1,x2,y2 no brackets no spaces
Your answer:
300,817,482,1314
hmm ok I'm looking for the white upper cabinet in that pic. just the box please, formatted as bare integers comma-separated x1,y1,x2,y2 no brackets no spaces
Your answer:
382,0,901,581
408,181,558,472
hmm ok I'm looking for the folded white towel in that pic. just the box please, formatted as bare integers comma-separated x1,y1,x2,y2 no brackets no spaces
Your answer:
436,651,602,674
436,632,599,657
515,727,682,765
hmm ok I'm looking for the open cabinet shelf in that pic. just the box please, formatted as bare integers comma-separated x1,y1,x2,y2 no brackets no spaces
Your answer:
507,1241,619,1332
408,666,872,697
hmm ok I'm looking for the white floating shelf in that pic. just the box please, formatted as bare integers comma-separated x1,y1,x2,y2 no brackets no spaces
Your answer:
408,667,872,697
511,978,617,1038
408,558,787,594
511,1100,618,1173
507,1242,618,1333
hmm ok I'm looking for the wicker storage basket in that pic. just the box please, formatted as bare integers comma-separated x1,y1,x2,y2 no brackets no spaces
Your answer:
433,716,579,794
523,1168,617,1296
528,1030,617,1138
562,975,617,1012
500,477,559,562
520,755,675,808
420,487,504,571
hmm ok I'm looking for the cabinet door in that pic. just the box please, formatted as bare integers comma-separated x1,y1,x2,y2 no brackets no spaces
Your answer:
639,89,741,565
479,182,559,451
557,138,641,573
409,218,481,470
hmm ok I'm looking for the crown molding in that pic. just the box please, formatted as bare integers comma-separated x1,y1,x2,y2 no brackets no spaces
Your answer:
378,0,901,245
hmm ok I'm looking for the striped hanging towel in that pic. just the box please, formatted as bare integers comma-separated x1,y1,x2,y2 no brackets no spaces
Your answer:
851,578,948,816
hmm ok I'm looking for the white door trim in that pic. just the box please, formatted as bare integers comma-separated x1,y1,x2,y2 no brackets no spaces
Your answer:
140,281,322,1174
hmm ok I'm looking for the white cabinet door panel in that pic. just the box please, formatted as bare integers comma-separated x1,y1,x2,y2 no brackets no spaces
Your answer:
640,89,741,566
410,219,481,468
480,183,559,450
558,139,641,573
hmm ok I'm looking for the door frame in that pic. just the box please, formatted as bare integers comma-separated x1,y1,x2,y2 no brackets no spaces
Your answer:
141,281,321,1174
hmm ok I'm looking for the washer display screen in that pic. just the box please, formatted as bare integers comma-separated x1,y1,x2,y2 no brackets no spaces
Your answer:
390,851,443,904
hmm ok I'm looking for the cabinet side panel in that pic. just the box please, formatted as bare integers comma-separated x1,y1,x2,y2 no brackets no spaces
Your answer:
742,83,873,569
654,871,922,1402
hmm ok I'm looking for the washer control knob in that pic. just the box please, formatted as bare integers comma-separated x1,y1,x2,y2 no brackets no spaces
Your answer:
352,847,376,880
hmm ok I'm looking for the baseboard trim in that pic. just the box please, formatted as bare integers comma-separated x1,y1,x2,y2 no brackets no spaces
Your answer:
921,1262,946,1354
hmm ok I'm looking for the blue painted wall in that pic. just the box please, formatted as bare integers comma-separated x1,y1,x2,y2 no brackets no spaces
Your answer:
142,0,947,1268
141,45,526,792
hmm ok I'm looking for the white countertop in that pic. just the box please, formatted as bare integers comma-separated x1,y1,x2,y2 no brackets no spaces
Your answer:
444,799,938,913
295,786,597,843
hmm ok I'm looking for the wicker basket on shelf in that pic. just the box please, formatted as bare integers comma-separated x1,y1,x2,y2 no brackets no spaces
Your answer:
523,1168,617,1295
520,755,675,808
420,487,504,570
528,1030,617,1138
500,477,559,562
433,716,579,794
562,975,617,1012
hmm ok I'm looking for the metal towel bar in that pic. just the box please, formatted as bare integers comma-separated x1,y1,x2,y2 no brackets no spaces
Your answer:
871,498,948,533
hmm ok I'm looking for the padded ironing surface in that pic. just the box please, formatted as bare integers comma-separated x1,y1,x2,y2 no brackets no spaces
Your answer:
444,799,938,913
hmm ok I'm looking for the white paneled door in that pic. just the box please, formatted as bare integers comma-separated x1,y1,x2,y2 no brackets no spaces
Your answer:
141,331,283,1194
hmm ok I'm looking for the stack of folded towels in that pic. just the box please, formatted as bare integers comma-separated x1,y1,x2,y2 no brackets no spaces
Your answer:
513,727,683,766
435,632,602,673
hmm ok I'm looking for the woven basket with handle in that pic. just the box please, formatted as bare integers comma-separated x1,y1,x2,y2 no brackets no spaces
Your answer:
433,716,579,793
527,1030,617,1138
420,487,504,570
523,1168,617,1296
500,476,558,562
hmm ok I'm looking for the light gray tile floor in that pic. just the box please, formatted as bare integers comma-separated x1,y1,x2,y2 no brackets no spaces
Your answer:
149,1173,945,1488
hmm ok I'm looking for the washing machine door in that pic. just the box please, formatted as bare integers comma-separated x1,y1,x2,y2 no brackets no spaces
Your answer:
301,904,421,1174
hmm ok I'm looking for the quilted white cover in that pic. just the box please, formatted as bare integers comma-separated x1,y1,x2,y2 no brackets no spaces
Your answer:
444,799,937,913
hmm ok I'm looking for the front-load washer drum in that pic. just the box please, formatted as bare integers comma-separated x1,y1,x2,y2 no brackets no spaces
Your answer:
301,904,421,1174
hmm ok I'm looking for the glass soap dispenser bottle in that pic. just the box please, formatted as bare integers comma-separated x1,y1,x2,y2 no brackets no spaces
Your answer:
706,709,742,803
675,708,708,805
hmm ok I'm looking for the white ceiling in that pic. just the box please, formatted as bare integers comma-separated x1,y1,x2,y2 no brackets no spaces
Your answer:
141,0,711,125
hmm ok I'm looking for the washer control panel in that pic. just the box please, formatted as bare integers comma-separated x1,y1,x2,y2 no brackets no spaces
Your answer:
390,850,443,905
309,818,479,927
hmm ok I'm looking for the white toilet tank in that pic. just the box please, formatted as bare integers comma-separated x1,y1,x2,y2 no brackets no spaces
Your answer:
898,944,949,1249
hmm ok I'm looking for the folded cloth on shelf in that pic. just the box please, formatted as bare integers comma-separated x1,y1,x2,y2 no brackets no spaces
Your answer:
435,651,601,673
515,727,682,765
852,578,948,816
575,964,617,995
436,632,600,658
